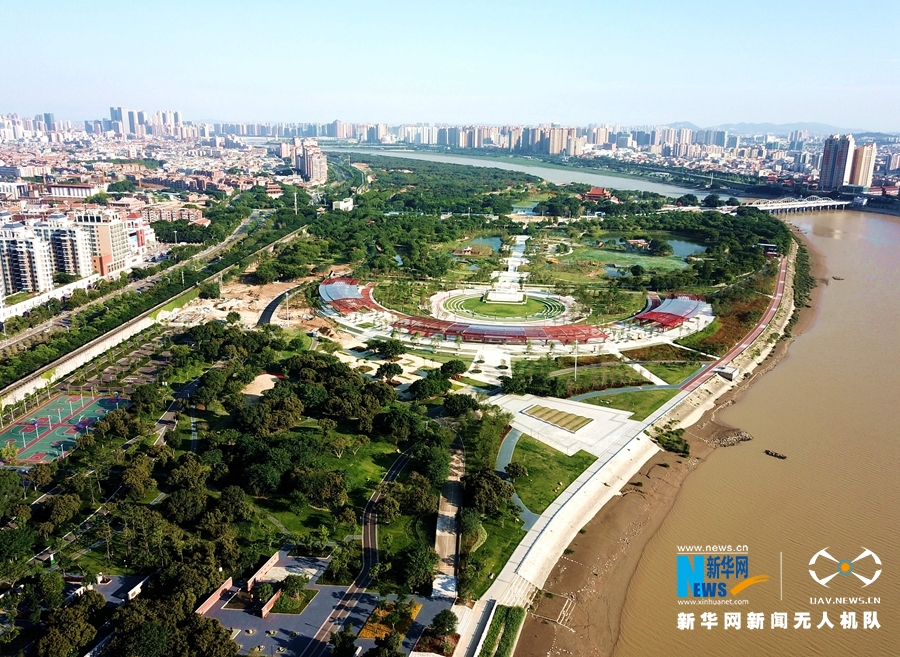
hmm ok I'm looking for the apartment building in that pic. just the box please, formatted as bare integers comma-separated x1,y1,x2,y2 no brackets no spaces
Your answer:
0,222,55,294
74,209,130,277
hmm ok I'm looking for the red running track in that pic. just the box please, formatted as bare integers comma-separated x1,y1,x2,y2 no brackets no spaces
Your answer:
681,256,789,393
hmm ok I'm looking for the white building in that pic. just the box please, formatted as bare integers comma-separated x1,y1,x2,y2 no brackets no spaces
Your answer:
32,214,95,278
0,222,55,294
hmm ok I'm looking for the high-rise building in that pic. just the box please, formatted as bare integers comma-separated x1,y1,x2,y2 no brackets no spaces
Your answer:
32,214,94,278
848,144,876,187
73,209,131,276
819,134,856,191
0,223,55,294
43,113,55,130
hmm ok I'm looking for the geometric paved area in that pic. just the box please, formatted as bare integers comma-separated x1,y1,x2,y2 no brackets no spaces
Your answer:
0,394,126,463
522,404,593,432
492,393,641,457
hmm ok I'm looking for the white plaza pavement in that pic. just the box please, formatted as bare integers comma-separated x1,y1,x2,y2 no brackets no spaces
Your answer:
491,393,642,457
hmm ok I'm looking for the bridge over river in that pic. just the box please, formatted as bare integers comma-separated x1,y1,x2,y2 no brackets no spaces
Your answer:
745,195,852,213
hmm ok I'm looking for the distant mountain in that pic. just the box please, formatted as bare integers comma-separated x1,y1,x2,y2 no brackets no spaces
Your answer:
707,122,861,135
666,121,702,130
664,121,896,136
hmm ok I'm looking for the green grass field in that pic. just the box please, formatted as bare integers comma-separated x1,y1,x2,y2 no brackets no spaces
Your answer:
467,513,526,599
523,405,592,432
640,362,701,385
457,296,547,319
562,247,689,272
510,435,596,513
584,388,679,421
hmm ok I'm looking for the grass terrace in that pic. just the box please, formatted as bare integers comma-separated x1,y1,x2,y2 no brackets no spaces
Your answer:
640,361,702,385
510,435,596,513
584,388,680,421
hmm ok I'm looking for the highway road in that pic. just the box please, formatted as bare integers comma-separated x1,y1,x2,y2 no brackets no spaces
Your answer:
296,451,410,657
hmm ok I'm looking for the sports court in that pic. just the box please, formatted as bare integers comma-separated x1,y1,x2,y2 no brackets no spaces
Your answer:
0,394,128,463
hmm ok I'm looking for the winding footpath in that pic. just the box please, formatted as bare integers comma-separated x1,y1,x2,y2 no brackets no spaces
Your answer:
296,451,410,657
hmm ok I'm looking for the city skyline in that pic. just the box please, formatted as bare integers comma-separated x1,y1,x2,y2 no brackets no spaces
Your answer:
3,0,899,131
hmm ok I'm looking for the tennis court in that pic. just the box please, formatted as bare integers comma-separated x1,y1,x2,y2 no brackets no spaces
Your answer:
0,394,129,463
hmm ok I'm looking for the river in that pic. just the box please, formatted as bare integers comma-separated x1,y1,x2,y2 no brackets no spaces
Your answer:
323,148,708,197
614,209,900,656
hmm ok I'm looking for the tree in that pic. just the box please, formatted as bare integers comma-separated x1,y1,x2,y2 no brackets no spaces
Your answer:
330,622,358,657
366,338,406,361
375,495,400,524
629,264,645,277
124,620,168,657
226,311,241,324
375,362,403,380
0,469,20,519
676,194,699,206
443,393,479,417
463,469,514,515
398,542,439,591
257,582,274,603
703,194,723,208
364,630,404,657
505,461,528,481
726,197,741,207
130,383,167,414
123,454,155,500
408,373,451,400
430,608,459,637
439,359,467,377
0,444,17,463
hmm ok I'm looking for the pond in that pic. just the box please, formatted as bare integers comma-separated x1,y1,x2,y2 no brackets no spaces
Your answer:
393,255,404,265
467,236,502,253
604,266,629,278
666,238,706,257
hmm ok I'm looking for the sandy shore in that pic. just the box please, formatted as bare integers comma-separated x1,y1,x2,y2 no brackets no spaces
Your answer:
515,234,826,657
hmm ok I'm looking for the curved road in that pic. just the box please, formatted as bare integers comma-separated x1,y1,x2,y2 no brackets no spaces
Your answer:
682,255,788,392
296,451,410,657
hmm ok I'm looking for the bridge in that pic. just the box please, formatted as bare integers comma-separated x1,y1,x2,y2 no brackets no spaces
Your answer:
745,196,852,213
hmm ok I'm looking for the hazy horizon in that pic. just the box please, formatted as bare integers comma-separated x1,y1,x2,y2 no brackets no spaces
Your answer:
4,0,899,131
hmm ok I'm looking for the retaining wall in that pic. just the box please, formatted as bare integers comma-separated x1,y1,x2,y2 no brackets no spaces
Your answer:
194,576,233,615
260,589,282,618
0,275,101,322
246,551,280,591
0,292,194,407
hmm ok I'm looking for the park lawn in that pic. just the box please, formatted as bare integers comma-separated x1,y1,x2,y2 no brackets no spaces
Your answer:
405,349,474,366
562,246,689,272
377,512,419,558
511,435,596,514
456,376,494,389
556,363,649,394
72,546,136,577
640,361,701,385
271,588,318,614
468,513,526,600
458,296,546,318
584,388,680,421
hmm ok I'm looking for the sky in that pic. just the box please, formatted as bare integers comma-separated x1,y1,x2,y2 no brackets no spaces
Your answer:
3,0,899,131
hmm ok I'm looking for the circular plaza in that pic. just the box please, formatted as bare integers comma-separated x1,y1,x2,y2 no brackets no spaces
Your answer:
437,290,571,324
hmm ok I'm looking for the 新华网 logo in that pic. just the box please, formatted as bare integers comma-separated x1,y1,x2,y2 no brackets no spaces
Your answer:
677,552,770,598
809,548,882,588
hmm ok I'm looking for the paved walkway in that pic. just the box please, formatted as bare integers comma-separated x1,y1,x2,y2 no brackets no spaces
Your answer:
493,429,540,529
433,441,464,598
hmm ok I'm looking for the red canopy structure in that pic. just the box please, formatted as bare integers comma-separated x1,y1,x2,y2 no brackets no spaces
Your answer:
634,297,705,329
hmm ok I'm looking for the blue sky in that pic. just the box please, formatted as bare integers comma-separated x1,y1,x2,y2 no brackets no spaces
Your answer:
3,0,898,130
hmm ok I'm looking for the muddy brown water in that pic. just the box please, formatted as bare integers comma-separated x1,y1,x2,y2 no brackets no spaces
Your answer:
614,210,900,657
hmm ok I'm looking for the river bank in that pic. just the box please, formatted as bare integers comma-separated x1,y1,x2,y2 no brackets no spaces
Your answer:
514,235,823,657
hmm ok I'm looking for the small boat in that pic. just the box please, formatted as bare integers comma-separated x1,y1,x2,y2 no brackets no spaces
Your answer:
764,450,787,460
832,276,844,281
